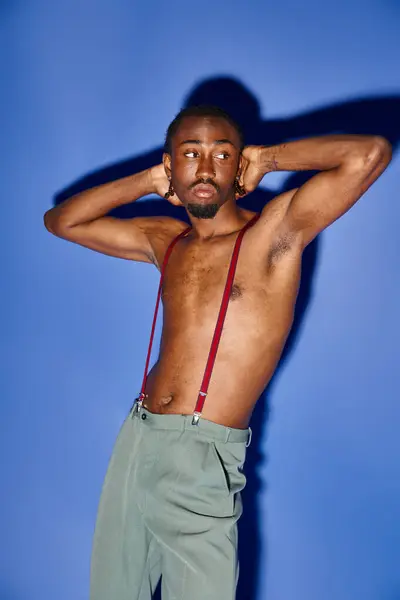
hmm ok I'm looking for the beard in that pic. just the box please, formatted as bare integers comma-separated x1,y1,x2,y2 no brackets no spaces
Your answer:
186,203,220,219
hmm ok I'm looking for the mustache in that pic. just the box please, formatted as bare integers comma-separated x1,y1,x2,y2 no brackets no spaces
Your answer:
189,178,220,192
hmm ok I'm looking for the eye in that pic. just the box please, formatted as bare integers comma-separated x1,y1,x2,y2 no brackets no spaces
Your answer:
184,151,199,158
216,152,230,159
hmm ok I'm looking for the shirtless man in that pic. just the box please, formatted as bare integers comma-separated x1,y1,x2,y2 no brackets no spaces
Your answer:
44,105,391,600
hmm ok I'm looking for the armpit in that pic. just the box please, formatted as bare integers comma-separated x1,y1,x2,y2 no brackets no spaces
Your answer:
267,231,298,264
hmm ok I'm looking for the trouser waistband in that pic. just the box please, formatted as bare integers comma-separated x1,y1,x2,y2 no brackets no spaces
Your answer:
131,404,252,446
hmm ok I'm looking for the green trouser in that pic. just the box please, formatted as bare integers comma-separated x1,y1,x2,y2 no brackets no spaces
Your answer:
90,404,251,600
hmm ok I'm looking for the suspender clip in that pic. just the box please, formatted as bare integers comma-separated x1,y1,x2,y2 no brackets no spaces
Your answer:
192,412,201,426
134,394,145,414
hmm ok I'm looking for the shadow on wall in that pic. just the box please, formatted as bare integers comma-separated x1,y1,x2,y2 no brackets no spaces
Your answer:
54,77,400,600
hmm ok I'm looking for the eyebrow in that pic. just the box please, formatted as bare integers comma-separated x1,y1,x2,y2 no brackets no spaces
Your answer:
179,138,236,147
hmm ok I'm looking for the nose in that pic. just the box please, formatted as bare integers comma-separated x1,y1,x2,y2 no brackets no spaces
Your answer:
196,154,216,180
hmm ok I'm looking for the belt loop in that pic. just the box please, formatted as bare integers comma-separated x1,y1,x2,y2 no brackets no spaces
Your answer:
245,427,252,448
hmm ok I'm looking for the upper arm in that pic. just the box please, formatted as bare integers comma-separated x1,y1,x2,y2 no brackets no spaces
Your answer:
279,137,392,247
44,214,186,267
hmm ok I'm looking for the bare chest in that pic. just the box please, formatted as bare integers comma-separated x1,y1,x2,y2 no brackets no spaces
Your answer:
161,237,301,324
163,257,244,304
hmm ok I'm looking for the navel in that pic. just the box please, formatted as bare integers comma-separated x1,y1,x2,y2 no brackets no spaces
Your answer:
159,394,174,406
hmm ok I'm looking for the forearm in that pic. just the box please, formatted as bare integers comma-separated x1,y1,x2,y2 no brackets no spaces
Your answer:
258,134,387,174
45,168,154,230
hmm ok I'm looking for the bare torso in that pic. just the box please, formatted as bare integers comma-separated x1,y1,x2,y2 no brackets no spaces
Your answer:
143,203,302,429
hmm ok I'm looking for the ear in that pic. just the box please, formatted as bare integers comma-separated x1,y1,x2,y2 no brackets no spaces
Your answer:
237,153,245,185
163,152,171,179
162,152,184,207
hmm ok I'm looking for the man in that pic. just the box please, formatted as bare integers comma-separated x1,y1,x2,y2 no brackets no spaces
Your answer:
44,105,391,600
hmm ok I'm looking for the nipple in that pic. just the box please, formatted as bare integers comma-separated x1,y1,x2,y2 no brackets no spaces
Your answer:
230,283,243,299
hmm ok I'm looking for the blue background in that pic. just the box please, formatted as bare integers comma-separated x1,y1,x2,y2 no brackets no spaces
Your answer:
3,1,400,599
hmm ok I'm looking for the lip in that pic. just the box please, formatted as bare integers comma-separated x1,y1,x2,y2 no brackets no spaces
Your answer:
192,184,217,198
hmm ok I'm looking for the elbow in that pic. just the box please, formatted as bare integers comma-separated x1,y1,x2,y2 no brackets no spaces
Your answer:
43,209,56,234
364,136,392,169
348,136,392,173
43,209,66,236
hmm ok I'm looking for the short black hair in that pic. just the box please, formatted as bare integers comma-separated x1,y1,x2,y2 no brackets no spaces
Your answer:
164,105,244,154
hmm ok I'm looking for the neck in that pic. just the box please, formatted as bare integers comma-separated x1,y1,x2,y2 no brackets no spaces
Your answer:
186,201,248,240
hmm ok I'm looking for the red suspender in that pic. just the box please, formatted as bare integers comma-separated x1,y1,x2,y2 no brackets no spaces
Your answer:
191,212,260,422
137,225,191,403
135,213,260,423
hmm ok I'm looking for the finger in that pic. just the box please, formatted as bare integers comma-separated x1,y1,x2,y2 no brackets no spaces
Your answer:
167,195,184,207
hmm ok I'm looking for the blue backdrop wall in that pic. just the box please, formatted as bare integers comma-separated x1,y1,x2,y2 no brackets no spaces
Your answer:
2,1,400,599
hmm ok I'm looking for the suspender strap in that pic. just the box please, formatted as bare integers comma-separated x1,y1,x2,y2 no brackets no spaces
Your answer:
138,225,191,401
192,213,260,422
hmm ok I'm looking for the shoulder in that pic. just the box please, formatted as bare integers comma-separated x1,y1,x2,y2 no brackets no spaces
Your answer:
261,188,299,223
133,216,189,270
